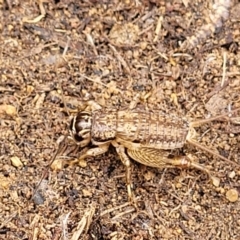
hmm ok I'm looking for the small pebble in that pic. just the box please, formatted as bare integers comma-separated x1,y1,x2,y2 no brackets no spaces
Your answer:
51,159,63,171
228,171,236,179
211,176,220,187
226,189,238,202
82,189,92,197
0,104,17,116
11,156,23,168
33,191,45,205
79,159,87,168
143,171,154,181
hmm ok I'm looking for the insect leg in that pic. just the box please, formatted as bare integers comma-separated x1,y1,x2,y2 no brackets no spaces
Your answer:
164,154,219,184
111,141,133,202
167,154,209,174
127,148,219,184
70,143,110,165
127,148,171,168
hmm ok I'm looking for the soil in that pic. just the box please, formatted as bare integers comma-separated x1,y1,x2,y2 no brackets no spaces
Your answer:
0,1,240,239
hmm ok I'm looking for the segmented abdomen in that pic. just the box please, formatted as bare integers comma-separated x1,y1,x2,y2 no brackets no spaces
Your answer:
116,110,189,149
91,109,189,149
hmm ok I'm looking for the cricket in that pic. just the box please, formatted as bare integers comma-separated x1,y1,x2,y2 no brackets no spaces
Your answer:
68,99,239,201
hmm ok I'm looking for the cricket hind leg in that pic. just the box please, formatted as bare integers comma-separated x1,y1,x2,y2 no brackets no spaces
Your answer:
127,148,219,185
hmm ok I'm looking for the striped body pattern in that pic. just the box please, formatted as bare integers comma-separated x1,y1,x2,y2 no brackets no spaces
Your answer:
91,109,189,150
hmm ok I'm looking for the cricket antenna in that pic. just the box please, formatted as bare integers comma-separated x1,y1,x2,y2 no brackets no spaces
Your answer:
190,107,240,127
31,135,68,201
187,138,240,168
187,107,240,168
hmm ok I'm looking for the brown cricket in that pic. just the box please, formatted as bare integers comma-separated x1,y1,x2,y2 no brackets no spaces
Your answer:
69,100,239,201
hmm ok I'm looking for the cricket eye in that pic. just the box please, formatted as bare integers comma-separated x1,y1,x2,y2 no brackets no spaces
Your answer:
75,112,92,132
69,112,92,143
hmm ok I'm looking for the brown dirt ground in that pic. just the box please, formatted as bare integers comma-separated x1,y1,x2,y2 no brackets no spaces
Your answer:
0,1,240,239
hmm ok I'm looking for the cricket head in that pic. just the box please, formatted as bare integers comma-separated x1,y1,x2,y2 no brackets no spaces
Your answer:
70,111,92,147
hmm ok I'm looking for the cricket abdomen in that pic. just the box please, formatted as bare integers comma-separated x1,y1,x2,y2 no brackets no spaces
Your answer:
91,109,189,149
116,110,189,149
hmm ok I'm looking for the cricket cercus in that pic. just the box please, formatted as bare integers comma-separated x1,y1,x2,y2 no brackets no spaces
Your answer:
69,100,240,201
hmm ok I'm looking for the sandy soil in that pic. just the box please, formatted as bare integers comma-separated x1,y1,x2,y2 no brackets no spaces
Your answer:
0,1,240,239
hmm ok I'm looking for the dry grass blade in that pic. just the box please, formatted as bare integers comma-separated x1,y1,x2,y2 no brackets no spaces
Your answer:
70,204,96,240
